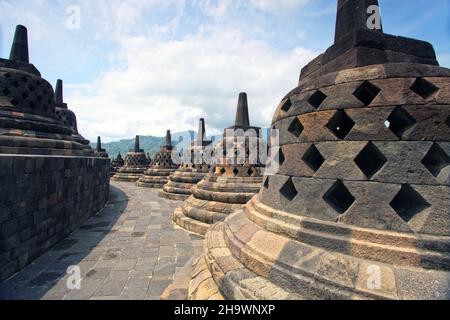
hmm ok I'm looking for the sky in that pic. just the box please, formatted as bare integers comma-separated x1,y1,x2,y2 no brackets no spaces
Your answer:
0,0,449,142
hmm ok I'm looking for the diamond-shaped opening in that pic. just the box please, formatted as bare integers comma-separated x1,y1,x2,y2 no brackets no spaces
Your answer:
280,178,298,201
263,177,269,189
326,110,355,140
410,78,439,99
275,148,285,166
219,167,226,175
11,80,19,88
2,88,10,96
233,168,239,176
308,90,327,109
386,107,416,139
10,98,18,106
390,184,430,223
281,98,292,112
354,142,387,179
353,81,381,106
323,180,355,214
302,144,325,173
288,117,304,138
421,143,450,178
28,85,35,92
22,91,29,99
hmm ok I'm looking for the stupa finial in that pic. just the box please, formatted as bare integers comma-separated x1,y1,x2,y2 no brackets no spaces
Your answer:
96,136,102,151
234,92,250,127
197,118,207,143
9,25,29,63
335,0,382,42
165,130,172,148
134,135,140,152
55,79,64,104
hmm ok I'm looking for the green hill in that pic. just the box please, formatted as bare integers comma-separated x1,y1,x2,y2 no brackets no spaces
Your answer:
91,131,195,159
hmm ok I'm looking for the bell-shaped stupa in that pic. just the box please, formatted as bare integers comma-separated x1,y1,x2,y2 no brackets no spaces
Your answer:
0,26,93,156
0,25,110,280
110,152,125,177
173,93,265,236
93,136,109,158
112,135,149,182
189,0,450,300
137,130,178,188
54,79,90,147
159,119,212,200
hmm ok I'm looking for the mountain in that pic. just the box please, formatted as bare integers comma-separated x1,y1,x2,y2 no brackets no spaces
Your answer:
92,128,271,160
91,131,195,159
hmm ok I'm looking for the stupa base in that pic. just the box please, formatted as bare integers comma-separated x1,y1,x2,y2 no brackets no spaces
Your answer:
111,172,144,182
159,190,190,201
189,196,450,300
188,255,224,300
173,207,210,236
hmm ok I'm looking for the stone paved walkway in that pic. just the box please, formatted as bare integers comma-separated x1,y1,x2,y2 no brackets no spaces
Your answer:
0,181,203,300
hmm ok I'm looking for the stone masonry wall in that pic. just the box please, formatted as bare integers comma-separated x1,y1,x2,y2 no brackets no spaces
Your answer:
0,155,110,281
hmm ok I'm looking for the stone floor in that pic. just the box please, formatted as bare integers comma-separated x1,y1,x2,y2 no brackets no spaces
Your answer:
0,181,204,300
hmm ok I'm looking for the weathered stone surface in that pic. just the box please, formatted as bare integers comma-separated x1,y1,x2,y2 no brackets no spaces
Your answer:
0,26,110,281
137,131,178,188
173,94,264,235
160,119,212,200
191,0,450,301
112,136,149,182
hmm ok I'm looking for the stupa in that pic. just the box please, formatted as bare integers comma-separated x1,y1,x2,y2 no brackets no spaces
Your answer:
111,135,149,182
110,152,125,177
173,93,265,236
93,136,109,158
137,130,178,188
54,79,90,147
0,25,110,280
189,0,450,300
159,119,212,200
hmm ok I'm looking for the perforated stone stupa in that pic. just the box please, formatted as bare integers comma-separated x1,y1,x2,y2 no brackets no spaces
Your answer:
93,136,109,158
54,79,90,148
110,152,125,177
137,130,178,188
112,135,149,182
159,119,212,200
173,93,264,236
189,0,450,300
0,25,110,281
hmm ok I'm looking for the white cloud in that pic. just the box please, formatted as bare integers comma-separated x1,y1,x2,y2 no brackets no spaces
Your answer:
67,26,316,142
248,0,311,14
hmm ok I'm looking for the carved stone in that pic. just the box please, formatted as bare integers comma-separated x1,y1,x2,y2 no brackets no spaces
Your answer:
189,0,450,300
112,135,149,182
137,130,178,188
173,93,264,236
159,119,212,200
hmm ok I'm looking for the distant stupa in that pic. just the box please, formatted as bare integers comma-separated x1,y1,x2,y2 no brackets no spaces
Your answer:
160,118,212,200
189,0,450,300
112,135,149,182
136,130,179,188
173,93,265,236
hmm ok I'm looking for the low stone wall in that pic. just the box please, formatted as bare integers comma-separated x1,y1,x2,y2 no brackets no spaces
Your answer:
0,155,110,281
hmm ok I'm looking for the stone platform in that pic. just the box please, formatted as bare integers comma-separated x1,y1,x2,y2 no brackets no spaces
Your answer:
0,181,203,300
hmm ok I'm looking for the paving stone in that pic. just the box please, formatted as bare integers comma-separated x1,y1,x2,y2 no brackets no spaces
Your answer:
147,280,172,296
0,182,195,300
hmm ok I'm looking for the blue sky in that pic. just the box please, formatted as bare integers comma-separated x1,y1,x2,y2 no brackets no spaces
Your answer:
0,0,449,142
